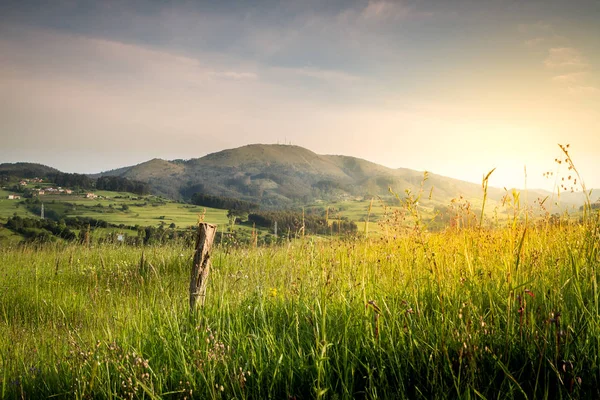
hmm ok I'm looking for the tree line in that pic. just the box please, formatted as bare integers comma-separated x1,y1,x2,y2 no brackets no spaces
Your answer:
5,216,77,242
580,202,600,211
246,210,357,236
96,176,151,195
47,172,94,189
15,172,151,195
191,193,259,212
2,215,191,245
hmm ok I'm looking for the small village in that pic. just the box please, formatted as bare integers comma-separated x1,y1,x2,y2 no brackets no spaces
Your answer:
4,177,97,200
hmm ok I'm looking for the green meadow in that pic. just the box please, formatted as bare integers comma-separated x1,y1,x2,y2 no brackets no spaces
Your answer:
1,158,599,398
0,192,229,237
1,206,599,398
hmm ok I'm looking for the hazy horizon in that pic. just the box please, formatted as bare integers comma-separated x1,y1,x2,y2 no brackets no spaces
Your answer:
1,0,599,191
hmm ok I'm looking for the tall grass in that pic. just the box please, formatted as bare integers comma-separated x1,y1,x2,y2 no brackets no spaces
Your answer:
1,205,599,399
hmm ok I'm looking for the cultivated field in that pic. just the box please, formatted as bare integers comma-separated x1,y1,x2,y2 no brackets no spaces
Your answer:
1,209,599,398
0,192,230,228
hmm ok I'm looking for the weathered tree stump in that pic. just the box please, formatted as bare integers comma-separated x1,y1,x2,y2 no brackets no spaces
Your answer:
189,223,217,310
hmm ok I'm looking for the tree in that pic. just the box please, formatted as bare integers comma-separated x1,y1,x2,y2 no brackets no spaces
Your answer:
227,209,248,225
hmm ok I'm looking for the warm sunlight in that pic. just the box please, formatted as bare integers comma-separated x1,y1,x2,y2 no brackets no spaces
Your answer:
1,1,598,191
1,2,599,397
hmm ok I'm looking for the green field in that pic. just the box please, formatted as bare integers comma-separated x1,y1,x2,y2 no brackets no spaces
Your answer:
0,190,404,243
0,190,243,246
0,192,230,228
0,198,31,220
1,182,553,244
0,225,21,245
1,207,599,398
0,189,31,220
65,199,229,228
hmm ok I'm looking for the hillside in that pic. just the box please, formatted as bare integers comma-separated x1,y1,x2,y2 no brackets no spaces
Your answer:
0,162,59,178
97,144,444,206
3,145,591,212
96,144,590,211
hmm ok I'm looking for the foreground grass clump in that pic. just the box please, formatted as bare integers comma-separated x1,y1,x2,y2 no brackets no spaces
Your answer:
1,219,599,398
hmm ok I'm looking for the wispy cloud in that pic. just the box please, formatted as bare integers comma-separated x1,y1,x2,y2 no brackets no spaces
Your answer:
273,66,360,83
544,47,588,69
0,26,260,89
1,0,599,188
523,37,545,48
209,71,258,80
334,0,433,26
362,1,414,20
85,37,259,84
519,21,597,97
551,72,587,84
547,55,598,96
518,21,552,34
567,86,599,95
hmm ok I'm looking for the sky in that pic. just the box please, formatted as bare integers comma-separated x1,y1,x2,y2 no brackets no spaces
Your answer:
1,0,599,191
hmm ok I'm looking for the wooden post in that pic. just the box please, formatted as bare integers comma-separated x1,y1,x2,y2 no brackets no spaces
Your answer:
189,223,217,311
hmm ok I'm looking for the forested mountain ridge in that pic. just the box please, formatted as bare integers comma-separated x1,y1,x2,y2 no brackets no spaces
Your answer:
4,145,592,211
95,144,592,210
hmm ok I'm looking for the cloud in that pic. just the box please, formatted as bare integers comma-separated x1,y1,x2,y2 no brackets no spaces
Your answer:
551,72,587,84
0,26,262,90
567,86,599,95
244,28,299,57
362,1,412,20
0,28,287,166
83,37,260,84
273,66,360,83
209,71,258,80
0,27,376,166
523,37,545,48
550,72,598,97
518,21,552,34
520,24,597,98
544,47,588,69
545,50,598,96
333,0,432,26
362,0,434,21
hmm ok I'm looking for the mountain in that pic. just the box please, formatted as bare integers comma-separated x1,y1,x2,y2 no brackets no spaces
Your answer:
1,146,592,212
97,144,428,204
95,144,590,211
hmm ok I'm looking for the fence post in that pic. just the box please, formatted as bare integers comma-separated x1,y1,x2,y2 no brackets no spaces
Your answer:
189,223,217,311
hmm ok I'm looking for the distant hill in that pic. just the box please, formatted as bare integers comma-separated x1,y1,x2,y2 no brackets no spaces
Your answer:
0,162,59,178
3,145,592,212
0,162,149,195
95,144,591,211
